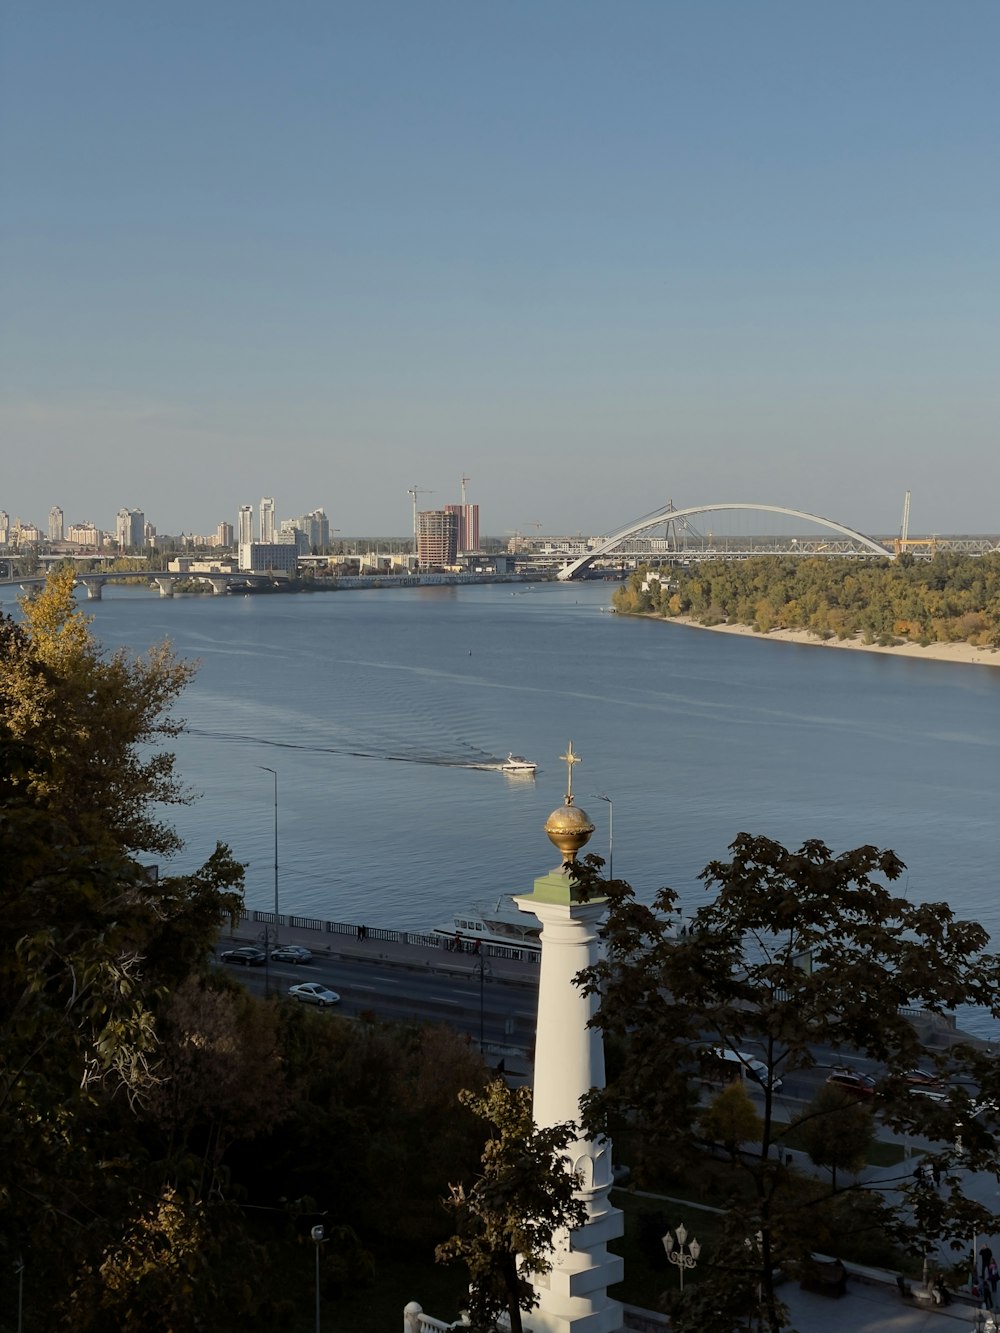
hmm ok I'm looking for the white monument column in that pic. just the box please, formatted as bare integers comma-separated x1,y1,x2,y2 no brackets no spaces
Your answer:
514,744,624,1333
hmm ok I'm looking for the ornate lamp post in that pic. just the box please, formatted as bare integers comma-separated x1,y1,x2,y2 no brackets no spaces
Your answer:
663,1224,700,1292
311,1225,325,1331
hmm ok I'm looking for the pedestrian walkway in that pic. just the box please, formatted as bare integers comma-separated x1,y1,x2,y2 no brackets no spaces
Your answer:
777,1273,993,1332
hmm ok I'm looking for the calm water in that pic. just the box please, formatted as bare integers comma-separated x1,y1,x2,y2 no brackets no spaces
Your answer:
18,580,1000,1029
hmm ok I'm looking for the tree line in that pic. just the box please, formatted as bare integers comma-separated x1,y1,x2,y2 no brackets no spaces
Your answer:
612,552,1000,647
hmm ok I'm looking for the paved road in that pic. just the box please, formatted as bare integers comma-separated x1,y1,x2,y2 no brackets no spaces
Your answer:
217,919,540,1072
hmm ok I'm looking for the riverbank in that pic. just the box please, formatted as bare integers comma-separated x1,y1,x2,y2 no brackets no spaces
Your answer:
653,614,1000,668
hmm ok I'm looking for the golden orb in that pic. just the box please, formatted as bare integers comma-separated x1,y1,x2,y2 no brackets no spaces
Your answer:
544,801,595,863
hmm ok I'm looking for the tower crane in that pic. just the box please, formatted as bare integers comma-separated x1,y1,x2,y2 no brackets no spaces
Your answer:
407,486,433,557
460,474,471,506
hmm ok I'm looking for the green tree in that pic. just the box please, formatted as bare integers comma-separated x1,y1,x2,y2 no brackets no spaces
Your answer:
3,567,197,856
578,836,1000,1333
0,573,246,1327
699,1080,763,1157
436,1080,587,1333
795,1085,874,1193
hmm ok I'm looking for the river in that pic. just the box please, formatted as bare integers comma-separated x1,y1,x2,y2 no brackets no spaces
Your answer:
14,579,1000,1031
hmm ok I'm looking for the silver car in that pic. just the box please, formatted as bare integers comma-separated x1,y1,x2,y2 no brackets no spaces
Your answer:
271,944,313,964
288,982,340,1008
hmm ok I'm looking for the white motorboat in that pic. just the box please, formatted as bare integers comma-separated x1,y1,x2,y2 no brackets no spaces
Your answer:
432,895,542,952
499,753,536,774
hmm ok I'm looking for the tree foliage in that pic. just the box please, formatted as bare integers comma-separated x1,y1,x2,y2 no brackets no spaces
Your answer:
613,552,1000,648
795,1085,874,1192
3,567,198,856
436,1080,587,1333
576,836,1000,1332
0,574,248,1327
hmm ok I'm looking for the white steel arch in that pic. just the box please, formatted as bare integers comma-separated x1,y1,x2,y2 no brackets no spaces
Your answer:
556,502,892,580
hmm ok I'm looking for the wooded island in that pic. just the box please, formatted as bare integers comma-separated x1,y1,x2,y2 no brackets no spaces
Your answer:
612,553,1000,649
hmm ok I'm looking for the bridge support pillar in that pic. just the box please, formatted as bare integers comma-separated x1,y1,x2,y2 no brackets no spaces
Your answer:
209,579,227,595
153,578,175,598
83,582,103,600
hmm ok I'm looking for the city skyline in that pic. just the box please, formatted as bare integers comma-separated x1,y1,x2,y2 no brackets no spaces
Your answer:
2,2,998,535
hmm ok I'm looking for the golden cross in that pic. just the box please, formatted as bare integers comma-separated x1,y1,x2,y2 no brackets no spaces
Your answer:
560,742,581,804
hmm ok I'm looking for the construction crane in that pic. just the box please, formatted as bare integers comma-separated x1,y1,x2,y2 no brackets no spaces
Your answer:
407,486,433,556
460,474,471,506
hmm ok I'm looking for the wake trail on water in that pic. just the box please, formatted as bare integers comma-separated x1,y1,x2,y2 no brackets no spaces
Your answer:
186,726,506,770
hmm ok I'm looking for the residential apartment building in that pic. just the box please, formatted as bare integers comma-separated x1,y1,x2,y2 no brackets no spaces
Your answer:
417,509,459,568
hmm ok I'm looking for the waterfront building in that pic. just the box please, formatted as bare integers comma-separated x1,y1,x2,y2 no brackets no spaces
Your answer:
238,541,299,574
48,506,64,543
445,502,480,554
215,520,234,548
238,505,254,546
260,496,275,543
417,509,459,568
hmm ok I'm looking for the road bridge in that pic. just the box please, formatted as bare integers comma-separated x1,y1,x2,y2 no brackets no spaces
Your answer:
0,571,274,599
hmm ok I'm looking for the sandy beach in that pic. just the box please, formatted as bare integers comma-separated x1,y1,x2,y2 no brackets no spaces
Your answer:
649,614,1000,669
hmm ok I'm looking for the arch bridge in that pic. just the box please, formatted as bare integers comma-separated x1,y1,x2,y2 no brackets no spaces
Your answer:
556,502,893,581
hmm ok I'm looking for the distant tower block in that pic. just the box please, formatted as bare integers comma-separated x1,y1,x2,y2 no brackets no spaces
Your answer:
514,743,623,1333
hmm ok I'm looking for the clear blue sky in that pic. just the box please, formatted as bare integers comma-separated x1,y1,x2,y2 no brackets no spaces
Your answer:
2,0,997,538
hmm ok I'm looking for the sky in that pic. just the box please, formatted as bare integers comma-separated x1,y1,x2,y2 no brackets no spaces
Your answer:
2,0,998,539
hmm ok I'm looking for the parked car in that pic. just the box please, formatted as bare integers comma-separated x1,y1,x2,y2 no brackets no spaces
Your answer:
219,946,267,967
826,1067,877,1097
288,982,341,1007
271,944,313,964
904,1068,941,1087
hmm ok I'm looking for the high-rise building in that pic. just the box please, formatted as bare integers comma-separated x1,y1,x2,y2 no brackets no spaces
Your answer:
417,509,459,568
48,506,64,542
445,503,480,553
282,508,330,550
215,521,234,548
116,508,145,551
238,505,254,546
0,512,8,544
67,521,101,547
260,497,275,543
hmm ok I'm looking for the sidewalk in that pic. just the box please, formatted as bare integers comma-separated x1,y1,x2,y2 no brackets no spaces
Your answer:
779,1275,993,1332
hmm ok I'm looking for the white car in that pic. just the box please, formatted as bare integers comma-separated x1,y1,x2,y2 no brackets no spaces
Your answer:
288,982,340,1008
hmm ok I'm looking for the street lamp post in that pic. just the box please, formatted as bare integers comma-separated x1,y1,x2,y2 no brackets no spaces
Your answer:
258,766,279,944
473,953,492,1053
311,1225,325,1332
594,793,613,881
663,1223,700,1292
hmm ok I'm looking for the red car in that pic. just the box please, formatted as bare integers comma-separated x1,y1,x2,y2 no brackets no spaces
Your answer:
826,1067,877,1097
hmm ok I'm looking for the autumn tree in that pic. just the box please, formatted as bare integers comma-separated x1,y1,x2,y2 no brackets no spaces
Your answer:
0,574,245,1327
2,567,197,855
577,836,1000,1333
437,1080,587,1333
